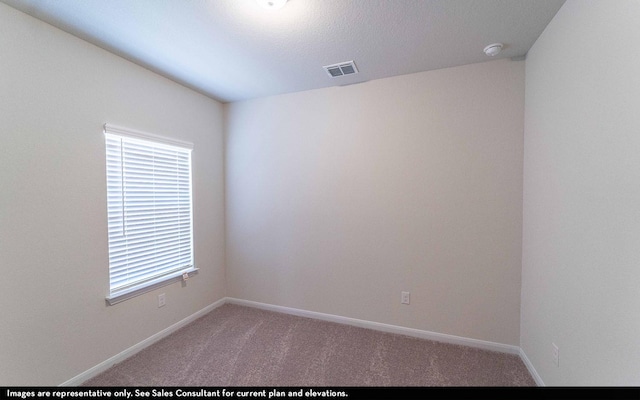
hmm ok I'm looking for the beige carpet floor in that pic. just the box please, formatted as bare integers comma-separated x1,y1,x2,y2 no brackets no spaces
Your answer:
83,304,535,386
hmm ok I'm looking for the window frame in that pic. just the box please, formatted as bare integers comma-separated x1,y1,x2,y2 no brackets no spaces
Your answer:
103,124,197,305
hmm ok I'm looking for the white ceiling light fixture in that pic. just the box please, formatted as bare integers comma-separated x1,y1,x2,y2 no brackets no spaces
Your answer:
483,43,503,57
256,0,288,10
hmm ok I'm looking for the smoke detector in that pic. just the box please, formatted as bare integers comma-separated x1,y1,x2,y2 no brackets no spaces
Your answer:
484,43,503,57
323,61,359,78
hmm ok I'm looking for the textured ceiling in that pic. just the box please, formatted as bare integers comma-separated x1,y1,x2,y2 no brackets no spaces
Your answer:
2,0,565,103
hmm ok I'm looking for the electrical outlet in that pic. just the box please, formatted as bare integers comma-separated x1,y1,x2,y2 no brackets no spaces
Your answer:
552,343,559,366
401,291,410,305
158,293,166,308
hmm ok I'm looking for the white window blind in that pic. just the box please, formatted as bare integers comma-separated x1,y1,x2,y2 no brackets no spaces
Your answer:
104,124,195,304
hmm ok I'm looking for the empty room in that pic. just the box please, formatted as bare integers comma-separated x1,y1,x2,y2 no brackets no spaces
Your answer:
1,0,639,389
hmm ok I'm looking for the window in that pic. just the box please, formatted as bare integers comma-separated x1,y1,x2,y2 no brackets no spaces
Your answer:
104,124,196,305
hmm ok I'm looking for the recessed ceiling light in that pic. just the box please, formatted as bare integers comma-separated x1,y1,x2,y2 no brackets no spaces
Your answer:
256,0,288,10
483,43,503,57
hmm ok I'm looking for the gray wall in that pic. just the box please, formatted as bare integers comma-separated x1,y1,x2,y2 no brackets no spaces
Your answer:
226,59,525,346
521,0,640,385
0,3,226,385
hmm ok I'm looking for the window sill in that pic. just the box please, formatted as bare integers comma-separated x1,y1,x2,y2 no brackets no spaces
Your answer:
105,267,198,306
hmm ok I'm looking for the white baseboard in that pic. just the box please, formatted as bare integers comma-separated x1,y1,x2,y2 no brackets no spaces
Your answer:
519,348,544,386
226,297,521,355
63,296,537,386
59,297,227,386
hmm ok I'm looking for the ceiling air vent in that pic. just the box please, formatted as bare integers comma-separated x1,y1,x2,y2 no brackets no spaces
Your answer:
323,61,358,78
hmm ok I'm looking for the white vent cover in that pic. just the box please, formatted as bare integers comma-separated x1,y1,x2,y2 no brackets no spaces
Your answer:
323,61,358,78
